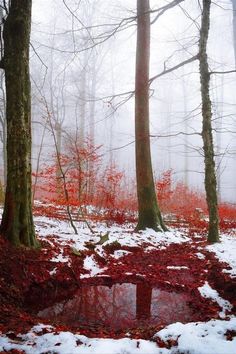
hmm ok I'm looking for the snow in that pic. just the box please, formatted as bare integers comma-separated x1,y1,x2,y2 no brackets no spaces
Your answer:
35,215,190,256
1,319,236,354
113,250,131,259
195,252,206,260
207,234,236,278
155,318,236,354
51,252,70,264
35,216,186,250
167,266,189,270
49,267,57,275
1,213,235,354
80,255,107,278
0,325,166,354
198,282,232,318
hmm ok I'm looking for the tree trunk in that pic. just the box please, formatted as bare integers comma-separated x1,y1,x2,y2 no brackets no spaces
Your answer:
231,0,236,68
0,0,38,247
199,0,219,243
135,0,167,232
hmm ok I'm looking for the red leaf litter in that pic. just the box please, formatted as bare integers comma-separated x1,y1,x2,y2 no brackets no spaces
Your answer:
0,204,235,345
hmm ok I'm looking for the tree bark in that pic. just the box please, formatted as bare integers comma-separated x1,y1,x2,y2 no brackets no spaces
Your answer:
231,0,236,68
199,0,219,243
135,0,167,232
0,0,39,247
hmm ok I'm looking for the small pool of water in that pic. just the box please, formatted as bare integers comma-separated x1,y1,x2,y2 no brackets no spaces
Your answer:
37,283,193,330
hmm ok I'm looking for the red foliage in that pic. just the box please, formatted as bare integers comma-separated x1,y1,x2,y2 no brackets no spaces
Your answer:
34,152,236,231
219,203,236,230
156,169,173,211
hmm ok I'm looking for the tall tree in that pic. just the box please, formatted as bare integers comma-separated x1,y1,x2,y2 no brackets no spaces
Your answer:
0,0,39,247
231,0,236,68
199,0,220,243
135,0,167,232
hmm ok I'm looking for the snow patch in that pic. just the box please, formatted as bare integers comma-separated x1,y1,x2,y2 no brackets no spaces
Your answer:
195,252,206,260
51,252,70,264
207,235,236,278
167,266,189,270
113,250,131,259
81,255,106,278
155,318,236,354
198,281,232,318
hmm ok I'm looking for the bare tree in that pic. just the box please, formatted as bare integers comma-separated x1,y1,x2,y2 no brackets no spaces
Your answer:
135,0,167,232
199,0,219,243
231,0,236,68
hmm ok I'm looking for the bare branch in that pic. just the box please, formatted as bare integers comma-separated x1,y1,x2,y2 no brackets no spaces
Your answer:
149,54,199,85
210,70,236,75
150,0,184,24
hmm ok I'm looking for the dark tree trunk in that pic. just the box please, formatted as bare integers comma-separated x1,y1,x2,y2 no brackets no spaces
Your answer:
135,0,167,232
0,0,39,247
199,0,220,243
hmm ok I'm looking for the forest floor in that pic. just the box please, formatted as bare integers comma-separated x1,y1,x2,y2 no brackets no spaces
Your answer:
0,203,235,354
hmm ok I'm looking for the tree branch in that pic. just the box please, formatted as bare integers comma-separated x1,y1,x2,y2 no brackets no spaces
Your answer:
149,54,199,85
210,70,236,75
150,0,184,24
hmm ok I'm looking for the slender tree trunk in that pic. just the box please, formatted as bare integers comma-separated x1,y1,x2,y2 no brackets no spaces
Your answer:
231,0,236,68
135,0,167,232
0,71,7,188
0,0,38,247
199,0,219,243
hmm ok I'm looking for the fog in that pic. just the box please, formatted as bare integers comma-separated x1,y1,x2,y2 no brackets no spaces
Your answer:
21,0,236,202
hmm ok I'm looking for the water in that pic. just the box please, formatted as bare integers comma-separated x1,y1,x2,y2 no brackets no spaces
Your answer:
37,282,193,330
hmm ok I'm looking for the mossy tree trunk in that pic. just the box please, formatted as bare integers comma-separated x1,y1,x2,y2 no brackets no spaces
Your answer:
199,0,220,243
0,0,39,247
135,0,167,232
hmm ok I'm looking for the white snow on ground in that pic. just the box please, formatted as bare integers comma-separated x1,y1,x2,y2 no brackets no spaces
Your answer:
195,252,206,260
1,319,236,354
113,250,131,259
102,226,190,249
207,234,236,278
33,216,191,273
0,213,234,354
51,252,70,264
167,266,189,270
80,255,107,278
156,318,236,354
198,282,232,318
35,215,190,253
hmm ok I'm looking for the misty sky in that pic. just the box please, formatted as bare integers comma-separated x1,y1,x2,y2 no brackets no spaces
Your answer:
28,0,236,203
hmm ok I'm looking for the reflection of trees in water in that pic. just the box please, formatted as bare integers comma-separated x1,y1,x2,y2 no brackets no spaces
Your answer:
151,289,192,323
38,283,192,329
136,283,152,320
39,283,137,329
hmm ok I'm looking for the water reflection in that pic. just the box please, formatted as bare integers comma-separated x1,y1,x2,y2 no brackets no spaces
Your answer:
38,283,192,330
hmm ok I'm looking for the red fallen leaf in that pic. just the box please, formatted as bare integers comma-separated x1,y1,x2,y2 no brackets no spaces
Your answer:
5,332,24,342
155,336,167,348
225,330,236,341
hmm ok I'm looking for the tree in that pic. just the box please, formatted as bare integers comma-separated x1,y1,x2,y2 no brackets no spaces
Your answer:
199,0,220,243
231,0,236,68
0,0,39,247
135,0,167,232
